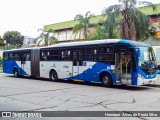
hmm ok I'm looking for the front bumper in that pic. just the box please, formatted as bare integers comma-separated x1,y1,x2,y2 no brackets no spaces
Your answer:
137,76,157,85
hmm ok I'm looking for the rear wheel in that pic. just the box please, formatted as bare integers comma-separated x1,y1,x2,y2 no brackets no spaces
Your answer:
50,70,58,81
101,74,113,87
14,69,19,77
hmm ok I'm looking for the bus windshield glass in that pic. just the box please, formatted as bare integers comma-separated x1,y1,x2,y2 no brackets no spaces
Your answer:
138,47,156,69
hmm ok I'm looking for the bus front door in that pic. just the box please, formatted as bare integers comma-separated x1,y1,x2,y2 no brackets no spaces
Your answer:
72,49,83,80
115,52,132,84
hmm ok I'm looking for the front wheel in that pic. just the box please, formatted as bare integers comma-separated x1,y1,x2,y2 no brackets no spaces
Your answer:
101,74,113,87
50,70,58,81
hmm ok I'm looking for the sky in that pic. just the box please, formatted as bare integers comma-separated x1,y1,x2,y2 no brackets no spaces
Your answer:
0,0,159,38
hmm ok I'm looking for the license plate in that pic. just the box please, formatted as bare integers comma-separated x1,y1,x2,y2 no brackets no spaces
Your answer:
148,80,152,83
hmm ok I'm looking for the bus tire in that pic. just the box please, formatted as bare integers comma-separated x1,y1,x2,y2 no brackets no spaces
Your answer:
50,70,58,81
13,68,19,77
101,74,112,87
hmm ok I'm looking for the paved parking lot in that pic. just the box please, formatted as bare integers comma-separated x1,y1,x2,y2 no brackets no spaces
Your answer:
0,74,160,119
0,73,160,120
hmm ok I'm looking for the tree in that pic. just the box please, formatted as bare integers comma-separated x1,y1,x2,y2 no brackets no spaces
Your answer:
0,36,5,46
102,0,155,40
3,31,23,46
88,26,108,40
73,11,95,40
36,29,58,46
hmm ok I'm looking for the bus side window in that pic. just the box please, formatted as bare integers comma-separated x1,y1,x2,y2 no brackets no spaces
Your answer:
3,53,8,60
84,48,94,61
47,51,50,60
14,53,20,61
22,53,27,61
73,50,77,63
50,50,55,60
8,53,13,60
61,50,71,61
98,46,113,61
26,52,30,61
41,51,47,61
93,49,97,61
43,51,50,60
51,50,61,61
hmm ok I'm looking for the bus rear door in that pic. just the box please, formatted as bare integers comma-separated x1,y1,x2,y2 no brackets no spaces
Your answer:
72,49,83,80
20,52,28,75
19,51,31,76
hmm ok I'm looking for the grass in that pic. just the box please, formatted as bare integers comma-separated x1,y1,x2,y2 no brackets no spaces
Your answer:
0,66,2,71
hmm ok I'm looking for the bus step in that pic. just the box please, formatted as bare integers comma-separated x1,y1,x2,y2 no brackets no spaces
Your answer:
116,81,121,83
121,74,131,79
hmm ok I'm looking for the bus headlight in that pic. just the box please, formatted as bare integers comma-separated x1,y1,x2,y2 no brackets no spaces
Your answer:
138,73,144,79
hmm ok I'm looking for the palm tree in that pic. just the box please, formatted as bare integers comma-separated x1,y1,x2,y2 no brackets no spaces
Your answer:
73,11,95,40
36,29,58,46
102,0,155,40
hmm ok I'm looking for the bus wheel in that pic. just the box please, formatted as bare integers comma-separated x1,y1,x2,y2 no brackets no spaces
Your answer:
50,70,58,81
14,69,18,77
101,74,112,87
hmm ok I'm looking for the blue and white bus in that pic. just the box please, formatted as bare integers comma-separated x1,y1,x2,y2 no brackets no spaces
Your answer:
2,39,158,87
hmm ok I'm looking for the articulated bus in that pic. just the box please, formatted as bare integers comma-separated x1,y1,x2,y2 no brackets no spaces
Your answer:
2,39,158,87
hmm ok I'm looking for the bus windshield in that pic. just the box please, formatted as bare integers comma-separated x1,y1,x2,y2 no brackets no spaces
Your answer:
138,47,156,69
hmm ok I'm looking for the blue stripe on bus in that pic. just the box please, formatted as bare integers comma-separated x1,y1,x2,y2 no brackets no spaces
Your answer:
131,67,157,85
118,40,135,47
66,62,115,83
138,67,157,79
2,61,28,75
131,72,138,85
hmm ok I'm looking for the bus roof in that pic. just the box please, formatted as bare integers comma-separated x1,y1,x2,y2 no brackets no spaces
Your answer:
3,39,151,52
46,39,120,48
44,39,151,48
3,47,32,52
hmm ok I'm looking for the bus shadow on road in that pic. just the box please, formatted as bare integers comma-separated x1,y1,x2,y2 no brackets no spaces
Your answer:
112,85,152,91
8,75,152,91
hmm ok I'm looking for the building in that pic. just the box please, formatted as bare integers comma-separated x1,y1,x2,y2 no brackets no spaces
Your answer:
23,36,36,45
44,3,160,42
44,15,105,42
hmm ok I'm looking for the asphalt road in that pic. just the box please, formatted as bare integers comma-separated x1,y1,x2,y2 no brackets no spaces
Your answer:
0,73,160,120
